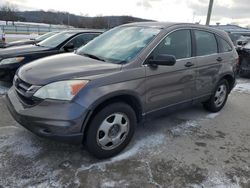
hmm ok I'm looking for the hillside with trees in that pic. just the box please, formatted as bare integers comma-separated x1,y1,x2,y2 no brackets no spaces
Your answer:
0,4,152,29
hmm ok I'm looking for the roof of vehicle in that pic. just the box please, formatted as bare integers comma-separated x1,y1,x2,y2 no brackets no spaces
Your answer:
123,22,227,35
61,29,104,34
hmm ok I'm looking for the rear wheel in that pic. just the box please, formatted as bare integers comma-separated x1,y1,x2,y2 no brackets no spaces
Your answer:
203,79,229,112
85,102,136,159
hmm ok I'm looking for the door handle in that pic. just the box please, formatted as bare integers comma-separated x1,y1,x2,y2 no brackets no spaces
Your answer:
185,62,194,67
216,57,223,62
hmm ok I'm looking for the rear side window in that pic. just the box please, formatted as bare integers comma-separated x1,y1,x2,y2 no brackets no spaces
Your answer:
69,33,100,49
152,30,192,60
217,36,232,53
194,30,218,56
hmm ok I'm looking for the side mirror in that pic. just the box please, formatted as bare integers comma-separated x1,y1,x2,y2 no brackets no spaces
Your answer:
237,41,243,46
64,43,75,52
147,54,176,66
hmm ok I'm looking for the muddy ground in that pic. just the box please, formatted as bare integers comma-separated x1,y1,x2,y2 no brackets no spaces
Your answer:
0,79,250,188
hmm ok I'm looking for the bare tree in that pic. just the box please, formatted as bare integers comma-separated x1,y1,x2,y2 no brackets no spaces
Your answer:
0,3,21,25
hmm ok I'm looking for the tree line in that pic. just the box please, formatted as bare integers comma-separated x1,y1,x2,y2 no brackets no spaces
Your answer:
0,4,151,29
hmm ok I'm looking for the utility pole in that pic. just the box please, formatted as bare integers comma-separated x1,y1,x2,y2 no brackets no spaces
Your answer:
206,0,214,25
68,13,70,28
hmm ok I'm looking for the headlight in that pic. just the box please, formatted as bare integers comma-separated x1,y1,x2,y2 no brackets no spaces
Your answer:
33,80,89,101
0,57,25,65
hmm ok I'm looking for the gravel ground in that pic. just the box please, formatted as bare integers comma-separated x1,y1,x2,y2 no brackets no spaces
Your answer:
0,79,249,188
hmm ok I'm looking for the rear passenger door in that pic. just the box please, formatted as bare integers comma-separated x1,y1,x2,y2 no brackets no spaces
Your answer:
193,30,222,98
216,36,235,69
145,29,196,113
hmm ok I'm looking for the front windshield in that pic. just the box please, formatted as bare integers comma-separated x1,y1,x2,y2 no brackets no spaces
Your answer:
77,26,161,63
38,32,75,48
36,32,57,41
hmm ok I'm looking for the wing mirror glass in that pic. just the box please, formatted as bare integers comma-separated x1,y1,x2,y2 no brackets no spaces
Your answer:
64,43,75,52
147,54,176,66
237,41,243,46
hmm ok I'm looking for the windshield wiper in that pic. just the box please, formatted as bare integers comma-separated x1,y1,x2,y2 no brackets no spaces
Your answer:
83,53,105,62
35,43,47,47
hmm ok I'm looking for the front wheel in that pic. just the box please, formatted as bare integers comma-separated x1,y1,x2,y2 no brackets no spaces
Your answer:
203,79,229,112
85,102,137,159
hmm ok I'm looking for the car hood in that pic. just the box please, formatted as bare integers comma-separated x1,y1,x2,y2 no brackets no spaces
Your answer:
18,53,122,85
0,44,50,58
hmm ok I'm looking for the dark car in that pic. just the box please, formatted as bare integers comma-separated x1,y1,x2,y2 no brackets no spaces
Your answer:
0,31,59,48
237,41,250,77
0,30,103,81
5,22,238,159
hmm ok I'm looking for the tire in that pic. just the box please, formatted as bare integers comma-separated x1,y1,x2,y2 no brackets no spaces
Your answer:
85,102,137,159
203,79,229,113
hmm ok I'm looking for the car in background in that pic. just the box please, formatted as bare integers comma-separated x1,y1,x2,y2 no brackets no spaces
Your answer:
237,41,250,77
0,31,59,49
0,29,5,48
0,30,103,81
5,22,238,159
236,36,250,47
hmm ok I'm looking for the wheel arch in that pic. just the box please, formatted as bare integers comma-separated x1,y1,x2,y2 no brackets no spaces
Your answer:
219,73,235,92
81,91,144,139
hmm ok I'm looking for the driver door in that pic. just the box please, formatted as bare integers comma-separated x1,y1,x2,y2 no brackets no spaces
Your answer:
145,29,196,113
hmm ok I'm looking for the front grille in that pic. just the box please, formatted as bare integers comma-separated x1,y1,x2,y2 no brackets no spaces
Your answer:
16,92,37,106
14,77,32,95
13,76,41,106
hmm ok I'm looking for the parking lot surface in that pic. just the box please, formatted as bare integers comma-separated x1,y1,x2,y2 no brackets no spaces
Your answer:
0,79,250,188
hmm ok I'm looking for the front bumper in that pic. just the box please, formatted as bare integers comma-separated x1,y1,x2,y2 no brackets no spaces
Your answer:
5,87,88,143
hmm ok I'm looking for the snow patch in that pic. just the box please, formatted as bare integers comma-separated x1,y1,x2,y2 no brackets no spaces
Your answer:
6,34,31,39
170,120,198,136
101,179,128,188
77,133,166,172
0,126,42,158
233,82,250,94
102,180,116,188
206,113,220,119
192,171,241,188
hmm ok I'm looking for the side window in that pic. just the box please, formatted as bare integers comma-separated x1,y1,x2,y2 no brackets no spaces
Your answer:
83,33,100,44
151,30,192,60
217,36,232,53
68,33,100,49
194,30,218,56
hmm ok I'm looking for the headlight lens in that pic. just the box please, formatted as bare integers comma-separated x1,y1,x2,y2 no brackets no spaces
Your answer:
0,57,25,65
33,80,89,101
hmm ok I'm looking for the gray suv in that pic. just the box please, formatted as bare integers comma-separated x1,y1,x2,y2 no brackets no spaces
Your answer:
5,22,238,158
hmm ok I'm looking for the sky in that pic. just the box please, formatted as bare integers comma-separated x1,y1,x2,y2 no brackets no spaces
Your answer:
1,0,250,27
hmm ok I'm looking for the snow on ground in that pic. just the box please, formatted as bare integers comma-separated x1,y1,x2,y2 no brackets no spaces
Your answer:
5,34,31,39
192,171,242,188
234,82,250,94
206,112,220,119
0,126,42,158
169,120,198,136
76,133,166,172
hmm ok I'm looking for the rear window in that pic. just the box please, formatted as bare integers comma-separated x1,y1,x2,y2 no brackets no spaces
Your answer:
194,30,218,56
217,36,232,53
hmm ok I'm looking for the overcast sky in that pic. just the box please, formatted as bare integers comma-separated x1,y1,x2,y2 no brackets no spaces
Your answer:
1,0,250,27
